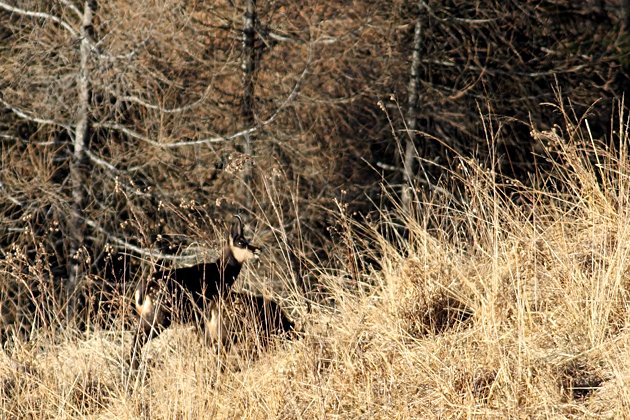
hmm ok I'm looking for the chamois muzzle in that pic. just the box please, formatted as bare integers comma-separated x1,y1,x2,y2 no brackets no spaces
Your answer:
251,244,261,259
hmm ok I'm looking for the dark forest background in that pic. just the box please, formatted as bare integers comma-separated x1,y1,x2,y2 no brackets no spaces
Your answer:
1,0,629,332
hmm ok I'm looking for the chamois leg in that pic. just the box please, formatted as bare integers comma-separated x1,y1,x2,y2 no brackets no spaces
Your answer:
203,300,231,354
129,315,170,370
129,324,149,371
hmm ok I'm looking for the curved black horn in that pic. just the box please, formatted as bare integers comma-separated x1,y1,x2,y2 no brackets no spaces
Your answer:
231,214,244,238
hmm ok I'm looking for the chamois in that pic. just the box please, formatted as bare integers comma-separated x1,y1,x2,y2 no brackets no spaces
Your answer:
207,290,297,353
130,215,259,369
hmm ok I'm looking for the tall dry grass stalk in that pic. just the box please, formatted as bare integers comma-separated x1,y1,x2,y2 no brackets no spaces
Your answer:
3,102,630,418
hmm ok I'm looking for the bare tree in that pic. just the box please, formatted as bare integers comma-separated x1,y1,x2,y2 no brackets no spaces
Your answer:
241,0,258,207
67,0,97,319
0,0,99,319
402,1,423,209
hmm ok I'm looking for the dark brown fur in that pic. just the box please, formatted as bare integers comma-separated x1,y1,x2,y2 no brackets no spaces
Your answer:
207,290,297,352
130,216,259,369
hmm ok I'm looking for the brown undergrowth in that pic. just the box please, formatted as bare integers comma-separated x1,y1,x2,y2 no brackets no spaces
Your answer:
3,108,630,418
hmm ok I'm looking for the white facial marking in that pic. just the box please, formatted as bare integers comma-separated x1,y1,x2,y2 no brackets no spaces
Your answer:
231,245,256,264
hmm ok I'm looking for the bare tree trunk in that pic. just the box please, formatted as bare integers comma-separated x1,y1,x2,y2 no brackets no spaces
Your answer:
401,4,422,209
67,0,96,320
241,0,257,208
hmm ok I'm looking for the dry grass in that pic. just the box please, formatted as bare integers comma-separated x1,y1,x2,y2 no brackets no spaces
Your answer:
4,109,630,419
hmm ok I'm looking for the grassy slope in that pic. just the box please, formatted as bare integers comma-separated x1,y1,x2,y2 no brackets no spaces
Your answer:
3,112,630,418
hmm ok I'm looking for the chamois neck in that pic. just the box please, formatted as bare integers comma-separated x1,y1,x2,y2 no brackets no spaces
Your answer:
220,244,241,268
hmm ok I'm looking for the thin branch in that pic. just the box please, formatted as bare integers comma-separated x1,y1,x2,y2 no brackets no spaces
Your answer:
376,161,403,172
84,217,211,263
265,29,296,43
257,47,311,126
94,37,151,61
85,149,152,175
0,181,22,206
90,46,310,150
0,133,58,146
0,133,20,142
107,89,210,114
57,0,82,19
92,122,228,147
84,149,118,172
1,1,147,60
0,1,78,37
255,21,303,45
0,96,72,131
93,58,308,149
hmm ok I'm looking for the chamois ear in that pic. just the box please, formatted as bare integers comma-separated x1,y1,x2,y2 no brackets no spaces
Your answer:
231,215,244,239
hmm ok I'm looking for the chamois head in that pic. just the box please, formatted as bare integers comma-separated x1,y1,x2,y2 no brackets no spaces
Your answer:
228,215,260,264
